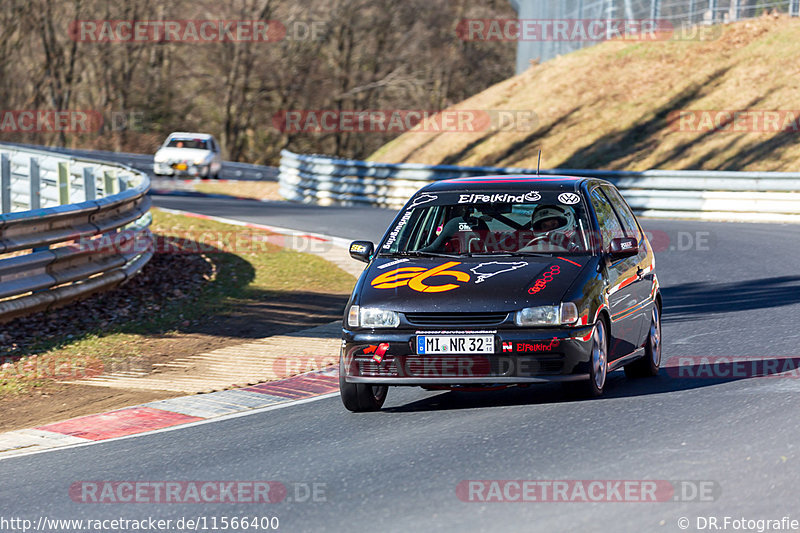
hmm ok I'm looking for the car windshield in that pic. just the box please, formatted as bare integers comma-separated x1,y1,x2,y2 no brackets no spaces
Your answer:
380,190,594,256
166,138,208,149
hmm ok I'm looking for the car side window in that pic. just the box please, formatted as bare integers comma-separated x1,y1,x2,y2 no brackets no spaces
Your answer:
588,187,625,251
601,186,640,240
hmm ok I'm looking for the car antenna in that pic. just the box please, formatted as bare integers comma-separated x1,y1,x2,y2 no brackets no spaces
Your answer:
537,150,542,176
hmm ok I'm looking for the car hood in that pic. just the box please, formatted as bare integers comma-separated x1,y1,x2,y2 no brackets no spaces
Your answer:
359,255,590,313
155,147,212,161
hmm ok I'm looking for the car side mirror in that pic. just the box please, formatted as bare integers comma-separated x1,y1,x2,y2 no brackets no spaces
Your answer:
349,241,375,263
608,237,639,259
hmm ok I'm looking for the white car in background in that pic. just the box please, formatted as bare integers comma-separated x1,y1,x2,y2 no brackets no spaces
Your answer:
153,132,222,179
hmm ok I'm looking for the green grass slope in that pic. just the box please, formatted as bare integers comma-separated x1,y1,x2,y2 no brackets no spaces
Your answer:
370,15,800,172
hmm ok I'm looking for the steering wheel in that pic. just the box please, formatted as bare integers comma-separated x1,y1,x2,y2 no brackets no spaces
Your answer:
521,234,550,249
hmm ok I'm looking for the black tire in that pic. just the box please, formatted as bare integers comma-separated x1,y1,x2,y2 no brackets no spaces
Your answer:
339,358,387,412
565,318,609,398
624,304,661,378
585,318,609,397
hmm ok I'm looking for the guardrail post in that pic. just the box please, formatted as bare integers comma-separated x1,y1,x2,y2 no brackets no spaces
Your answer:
29,157,41,210
58,162,70,205
1,154,10,214
604,0,615,40
650,0,661,20
83,167,96,201
32,158,49,256
104,170,117,196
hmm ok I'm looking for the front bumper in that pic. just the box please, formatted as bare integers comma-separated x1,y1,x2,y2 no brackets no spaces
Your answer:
154,162,209,177
342,326,595,386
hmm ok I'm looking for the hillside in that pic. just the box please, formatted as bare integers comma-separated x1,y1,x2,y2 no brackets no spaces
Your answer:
370,14,800,172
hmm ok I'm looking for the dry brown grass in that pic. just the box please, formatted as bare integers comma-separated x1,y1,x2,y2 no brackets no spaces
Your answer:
194,180,282,201
370,15,800,172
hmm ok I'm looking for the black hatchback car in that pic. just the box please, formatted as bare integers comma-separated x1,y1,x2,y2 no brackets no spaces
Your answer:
340,175,662,411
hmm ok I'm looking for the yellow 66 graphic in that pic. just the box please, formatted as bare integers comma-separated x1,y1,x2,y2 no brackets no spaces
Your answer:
371,262,470,293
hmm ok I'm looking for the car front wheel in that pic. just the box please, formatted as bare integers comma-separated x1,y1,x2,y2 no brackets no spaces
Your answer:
566,319,609,398
624,305,661,378
339,358,388,412
585,318,609,396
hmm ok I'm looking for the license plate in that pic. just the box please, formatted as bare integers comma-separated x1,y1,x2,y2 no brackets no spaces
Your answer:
416,335,494,355
172,163,188,170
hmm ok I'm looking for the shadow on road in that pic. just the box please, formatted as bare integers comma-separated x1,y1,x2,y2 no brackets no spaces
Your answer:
382,356,800,412
661,275,800,323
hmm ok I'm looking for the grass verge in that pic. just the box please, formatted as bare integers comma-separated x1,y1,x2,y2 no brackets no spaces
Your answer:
194,180,282,201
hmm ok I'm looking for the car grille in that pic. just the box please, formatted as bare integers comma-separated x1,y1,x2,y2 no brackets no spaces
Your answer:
404,312,509,327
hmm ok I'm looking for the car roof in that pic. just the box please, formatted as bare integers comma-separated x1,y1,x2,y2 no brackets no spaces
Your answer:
422,175,611,193
166,132,214,140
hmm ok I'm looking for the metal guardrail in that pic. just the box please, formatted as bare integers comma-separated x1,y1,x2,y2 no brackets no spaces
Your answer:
0,143,152,322
279,150,800,223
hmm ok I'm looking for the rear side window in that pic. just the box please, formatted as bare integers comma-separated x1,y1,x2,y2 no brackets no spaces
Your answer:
602,186,641,240
588,187,625,250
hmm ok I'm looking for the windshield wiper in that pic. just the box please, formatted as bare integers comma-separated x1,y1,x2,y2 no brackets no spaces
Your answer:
466,251,552,258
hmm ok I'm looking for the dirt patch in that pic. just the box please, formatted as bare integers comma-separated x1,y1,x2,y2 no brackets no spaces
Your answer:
0,384,184,433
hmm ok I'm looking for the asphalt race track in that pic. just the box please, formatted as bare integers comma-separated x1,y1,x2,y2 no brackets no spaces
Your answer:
1,192,799,532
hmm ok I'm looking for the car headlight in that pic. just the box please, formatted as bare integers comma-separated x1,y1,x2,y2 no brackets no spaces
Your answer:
347,305,399,328
515,303,578,327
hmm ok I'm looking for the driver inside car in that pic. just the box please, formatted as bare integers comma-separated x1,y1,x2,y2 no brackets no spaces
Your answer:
523,204,580,251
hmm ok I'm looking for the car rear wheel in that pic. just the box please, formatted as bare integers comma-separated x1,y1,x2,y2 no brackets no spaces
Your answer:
339,358,388,412
624,305,661,378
